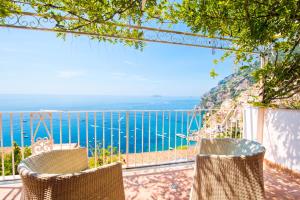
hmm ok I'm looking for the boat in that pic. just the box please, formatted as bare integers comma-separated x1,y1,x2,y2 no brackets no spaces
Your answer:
176,133,186,138
157,134,167,138
118,116,124,122
90,125,100,128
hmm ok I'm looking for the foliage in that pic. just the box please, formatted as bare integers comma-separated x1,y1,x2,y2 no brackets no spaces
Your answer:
290,101,300,109
89,145,123,168
0,142,31,176
0,142,123,175
252,49,300,104
250,101,276,108
0,0,20,19
176,0,300,103
176,145,188,150
209,68,218,79
216,127,242,139
1,0,173,49
176,0,299,55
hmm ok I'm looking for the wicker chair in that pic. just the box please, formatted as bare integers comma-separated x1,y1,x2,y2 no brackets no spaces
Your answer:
18,148,125,200
190,138,265,200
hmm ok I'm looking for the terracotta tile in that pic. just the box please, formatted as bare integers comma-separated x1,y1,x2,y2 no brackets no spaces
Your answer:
0,164,299,199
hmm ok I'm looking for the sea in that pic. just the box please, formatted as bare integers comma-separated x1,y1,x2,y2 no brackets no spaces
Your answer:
0,95,202,154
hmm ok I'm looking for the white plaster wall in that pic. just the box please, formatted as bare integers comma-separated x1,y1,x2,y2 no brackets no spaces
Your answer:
243,106,259,141
263,108,300,172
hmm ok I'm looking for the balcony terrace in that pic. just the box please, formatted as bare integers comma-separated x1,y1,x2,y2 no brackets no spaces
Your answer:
0,161,300,200
1,1,300,199
0,110,299,199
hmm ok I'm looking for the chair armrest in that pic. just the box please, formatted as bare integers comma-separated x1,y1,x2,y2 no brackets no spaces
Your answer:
19,162,125,200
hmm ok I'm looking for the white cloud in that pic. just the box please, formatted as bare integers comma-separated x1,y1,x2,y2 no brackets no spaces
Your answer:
123,60,137,66
0,46,34,54
111,72,127,79
111,72,148,82
56,70,86,79
131,74,148,81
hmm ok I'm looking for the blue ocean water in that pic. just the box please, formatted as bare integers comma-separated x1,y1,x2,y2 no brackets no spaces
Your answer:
0,95,202,154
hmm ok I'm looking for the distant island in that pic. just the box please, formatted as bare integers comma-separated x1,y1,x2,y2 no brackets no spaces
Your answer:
152,95,163,98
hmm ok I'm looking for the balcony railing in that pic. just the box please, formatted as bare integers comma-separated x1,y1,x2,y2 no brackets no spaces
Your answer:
0,109,243,180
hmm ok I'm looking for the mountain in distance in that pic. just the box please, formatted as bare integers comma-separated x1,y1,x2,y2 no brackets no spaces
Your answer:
199,64,259,109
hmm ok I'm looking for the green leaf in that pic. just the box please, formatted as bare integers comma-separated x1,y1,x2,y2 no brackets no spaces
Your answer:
239,65,249,70
210,68,219,79
213,59,219,65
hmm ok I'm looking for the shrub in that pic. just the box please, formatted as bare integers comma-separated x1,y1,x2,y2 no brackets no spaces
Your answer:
88,145,124,168
0,142,31,176
216,127,242,139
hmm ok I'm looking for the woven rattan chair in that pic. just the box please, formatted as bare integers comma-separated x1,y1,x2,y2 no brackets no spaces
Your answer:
190,138,265,200
18,148,125,200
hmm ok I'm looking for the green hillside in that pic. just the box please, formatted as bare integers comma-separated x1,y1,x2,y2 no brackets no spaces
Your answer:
200,64,259,109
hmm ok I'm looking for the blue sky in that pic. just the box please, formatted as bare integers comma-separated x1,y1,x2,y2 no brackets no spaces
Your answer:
0,28,236,97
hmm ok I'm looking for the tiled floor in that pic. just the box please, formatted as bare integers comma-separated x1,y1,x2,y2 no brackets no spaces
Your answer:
1,163,300,200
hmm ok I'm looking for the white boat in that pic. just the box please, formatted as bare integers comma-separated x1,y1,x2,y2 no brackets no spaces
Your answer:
176,133,186,138
90,124,100,128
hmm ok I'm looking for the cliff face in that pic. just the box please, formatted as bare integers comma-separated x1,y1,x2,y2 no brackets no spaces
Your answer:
198,63,299,137
197,65,259,137
199,65,259,109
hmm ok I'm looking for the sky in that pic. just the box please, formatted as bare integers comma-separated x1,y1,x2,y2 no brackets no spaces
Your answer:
0,27,236,98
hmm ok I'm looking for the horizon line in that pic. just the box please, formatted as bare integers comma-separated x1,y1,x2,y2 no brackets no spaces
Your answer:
0,94,201,98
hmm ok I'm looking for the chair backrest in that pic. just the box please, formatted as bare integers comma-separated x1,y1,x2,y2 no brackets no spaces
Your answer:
199,138,236,155
191,139,265,200
199,138,265,156
31,137,54,155
20,148,88,174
